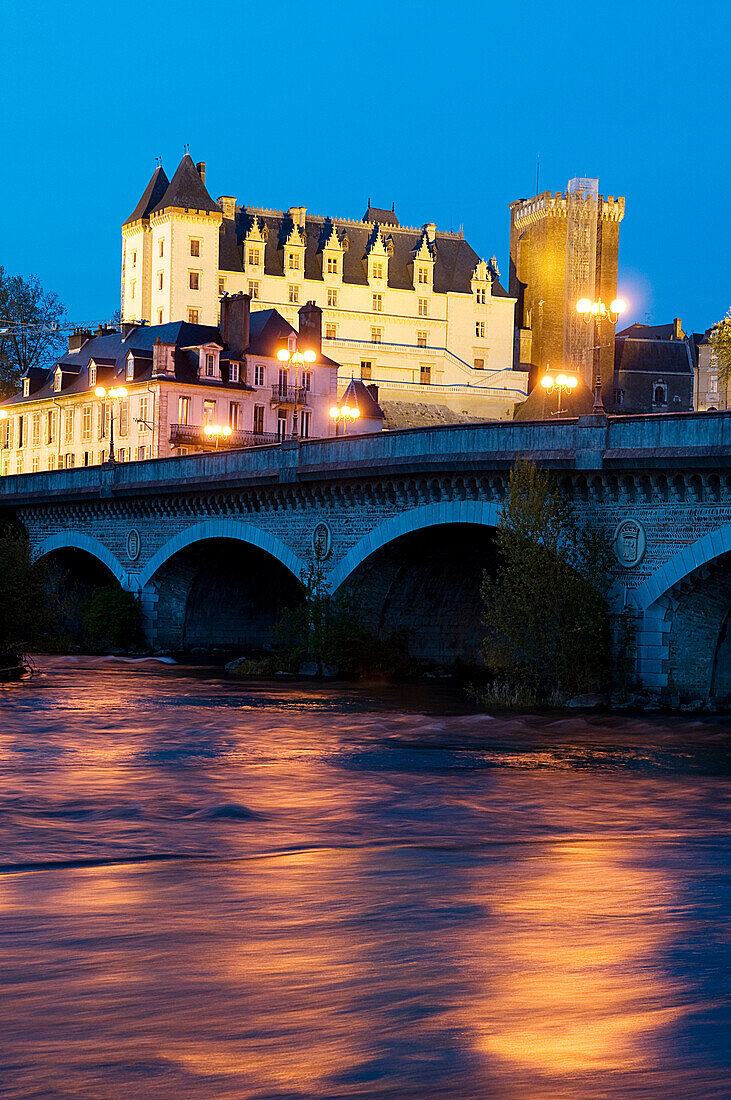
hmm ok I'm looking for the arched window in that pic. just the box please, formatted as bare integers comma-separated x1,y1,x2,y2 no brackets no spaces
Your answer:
652,380,667,406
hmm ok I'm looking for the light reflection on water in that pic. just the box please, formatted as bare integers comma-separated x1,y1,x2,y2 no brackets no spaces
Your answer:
0,659,729,1098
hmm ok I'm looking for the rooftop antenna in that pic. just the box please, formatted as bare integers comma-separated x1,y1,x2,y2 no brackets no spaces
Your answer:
183,142,190,155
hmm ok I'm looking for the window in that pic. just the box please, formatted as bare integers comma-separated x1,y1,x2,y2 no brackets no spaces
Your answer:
253,405,265,434
254,363,266,387
119,400,128,436
371,327,382,344
126,357,134,381
16,415,24,448
277,410,288,440
417,331,428,348
205,353,214,378
325,323,337,340
1,418,11,450
302,371,311,391
219,278,225,295
136,445,148,461
46,410,56,445
653,381,668,406
203,400,216,426
98,403,108,439
614,389,624,406
289,284,299,304
23,378,30,397
64,408,74,444
361,361,372,381
139,396,149,429
189,271,200,290
372,261,383,280
16,456,23,475
130,280,136,299
32,455,39,473
300,410,311,439
229,402,239,430
327,256,338,274
418,266,429,283
54,370,62,392
288,252,300,270
229,361,240,383
475,321,485,337
278,368,288,396
248,247,260,266
178,396,190,425
372,293,383,312
248,280,260,299
64,453,75,469
474,358,484,371
117,448,126,462
158,272,163,291
327,288,338,308
157,309,164,325
476,287,487,304
420,364,431,385
47,454,56,471
188,309,199,324
190,239,200,257
159,238,164,257
82,405,92,441
89,363,97,387
32,413,40,446
131,251,137,267
418,298,428,317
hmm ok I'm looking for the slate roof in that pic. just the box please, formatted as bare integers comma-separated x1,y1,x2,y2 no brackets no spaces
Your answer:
151,154,219,214
2,312,339,406
614,337,694,376
514,379,595,421
340,377,385,420
363,204,399,226
617,321,682,341
123,166,169,225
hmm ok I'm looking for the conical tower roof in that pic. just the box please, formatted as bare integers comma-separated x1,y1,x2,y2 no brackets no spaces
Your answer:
124,165,169,225
151,154,218,214
341,377,385,419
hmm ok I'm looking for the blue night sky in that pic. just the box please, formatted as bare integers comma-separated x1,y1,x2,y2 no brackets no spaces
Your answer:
1,0,728,335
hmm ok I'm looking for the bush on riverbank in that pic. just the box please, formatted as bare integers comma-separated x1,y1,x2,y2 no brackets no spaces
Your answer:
0,522,49,666
80,586,145,652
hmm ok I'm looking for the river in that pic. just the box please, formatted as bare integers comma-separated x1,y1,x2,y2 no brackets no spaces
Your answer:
0,658,729,1098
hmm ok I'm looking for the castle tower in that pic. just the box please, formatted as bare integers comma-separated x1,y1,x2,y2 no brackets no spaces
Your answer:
122,155,222,326
509,179,625,395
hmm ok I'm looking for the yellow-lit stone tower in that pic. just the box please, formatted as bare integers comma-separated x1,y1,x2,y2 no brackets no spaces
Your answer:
509,178,625,393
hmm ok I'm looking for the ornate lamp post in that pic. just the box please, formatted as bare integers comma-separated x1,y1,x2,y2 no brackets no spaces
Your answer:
576,297,627,413
276,345,316,439
203,424,233,450
94,385,127,462
540,368,578,415
329,401,361,436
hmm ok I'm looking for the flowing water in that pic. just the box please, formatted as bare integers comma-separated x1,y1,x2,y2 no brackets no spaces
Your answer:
0,658,729,1098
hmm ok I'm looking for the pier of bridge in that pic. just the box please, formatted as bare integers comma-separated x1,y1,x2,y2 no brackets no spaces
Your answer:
1,412,729,699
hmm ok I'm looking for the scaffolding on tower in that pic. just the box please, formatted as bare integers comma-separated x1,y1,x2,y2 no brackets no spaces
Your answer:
563,177,599,386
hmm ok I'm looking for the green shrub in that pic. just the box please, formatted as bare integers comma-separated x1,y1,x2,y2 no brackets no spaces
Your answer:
80,586,145,651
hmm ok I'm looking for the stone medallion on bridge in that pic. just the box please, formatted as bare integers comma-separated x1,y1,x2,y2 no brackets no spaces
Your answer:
613,519,647,568
312,522,332,561
126,528,142,562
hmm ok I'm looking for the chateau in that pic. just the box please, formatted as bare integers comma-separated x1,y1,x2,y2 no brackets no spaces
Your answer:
121,154,527,419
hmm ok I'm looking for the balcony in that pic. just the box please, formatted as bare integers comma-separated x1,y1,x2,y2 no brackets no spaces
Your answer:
169,423,278,449
271,384,310,406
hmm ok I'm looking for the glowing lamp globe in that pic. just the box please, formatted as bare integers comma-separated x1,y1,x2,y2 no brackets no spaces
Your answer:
352,408,361,418
304,350,316,363
576,299,592,314
540,375,552,389
95,386,106,398
556,374,567,387
329,406,340,419
567,376,578,389
610,298,626,314
277,348,289,362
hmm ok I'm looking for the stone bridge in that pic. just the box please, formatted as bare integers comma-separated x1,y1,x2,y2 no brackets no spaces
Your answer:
1,412,729,699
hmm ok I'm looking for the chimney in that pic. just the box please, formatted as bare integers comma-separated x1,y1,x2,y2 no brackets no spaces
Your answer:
424,222,437,244
673,317,683,340
68,328,91,353
196,161,206,185
288,206,307,228
298,300,322,356
121,322,138,341
366,383,379,404
152,337,175,376
218,195,236,219
220,292,251,359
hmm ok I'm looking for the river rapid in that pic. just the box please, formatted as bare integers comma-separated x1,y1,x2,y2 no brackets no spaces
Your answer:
0,657,729,1098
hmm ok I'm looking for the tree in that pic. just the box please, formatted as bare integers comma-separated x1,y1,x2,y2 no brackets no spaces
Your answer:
480,460,613,697
709,307,731,386
0,522,49,659
0,268,67,397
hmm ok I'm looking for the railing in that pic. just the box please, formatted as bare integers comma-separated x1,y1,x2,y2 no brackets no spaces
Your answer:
169,424,278,448
271,385,310,405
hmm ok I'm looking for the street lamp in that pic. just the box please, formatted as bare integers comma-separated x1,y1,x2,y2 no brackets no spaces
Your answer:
329,402,361,435
540,368,578,415
276,345,316,438
203,423,232,450
576,297,627,413
94,385,127,462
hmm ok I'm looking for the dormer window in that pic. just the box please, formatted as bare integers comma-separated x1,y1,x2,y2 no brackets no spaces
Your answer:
248,247,261,266
417,266,429,284
23,378,30,397
54,369,62,393
89,362,97,387
125,356,135,382
230,362,240,383
205,354,215,377
373,261,383,280
197,345,221,382
327,257,338,274
288,252,300,270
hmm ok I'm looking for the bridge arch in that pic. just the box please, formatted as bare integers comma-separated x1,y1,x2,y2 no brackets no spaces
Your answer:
34,532,128,588
137,519,305,589
330,500,501,592
632,524,731,611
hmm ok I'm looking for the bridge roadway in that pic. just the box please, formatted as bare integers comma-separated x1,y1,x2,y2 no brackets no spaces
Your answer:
1,411,730,699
